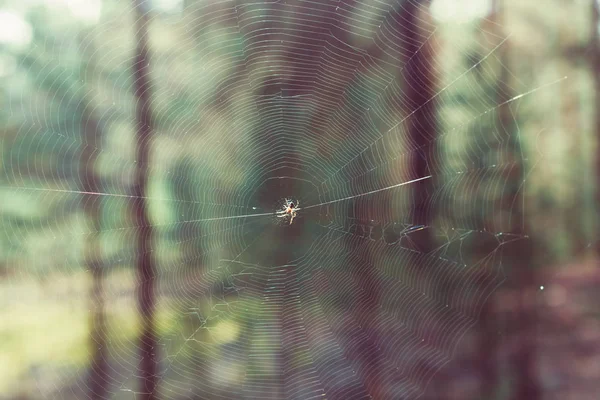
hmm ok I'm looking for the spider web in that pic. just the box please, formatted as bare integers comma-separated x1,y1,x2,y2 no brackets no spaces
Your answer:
1,0,565,399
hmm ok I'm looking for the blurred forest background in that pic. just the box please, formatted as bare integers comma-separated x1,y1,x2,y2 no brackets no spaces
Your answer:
0,0,599,399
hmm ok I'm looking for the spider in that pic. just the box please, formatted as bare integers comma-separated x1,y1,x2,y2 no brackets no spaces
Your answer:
276,199,299,225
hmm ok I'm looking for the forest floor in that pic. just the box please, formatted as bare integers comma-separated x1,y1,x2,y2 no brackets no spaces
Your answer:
2,260,599,399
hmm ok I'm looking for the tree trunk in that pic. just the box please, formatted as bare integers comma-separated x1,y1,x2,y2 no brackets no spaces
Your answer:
402,0,436,254
79,32,110,400
491,2,539,397
400,1,439,396
132,1,158,399
477,2,505,399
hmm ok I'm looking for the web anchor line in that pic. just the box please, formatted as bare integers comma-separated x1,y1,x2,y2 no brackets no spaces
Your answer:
2,185,247,206
184,212,273,222
302,175,432,210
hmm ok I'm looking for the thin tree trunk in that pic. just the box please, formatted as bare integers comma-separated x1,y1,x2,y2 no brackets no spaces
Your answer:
79,32,110,400
132,1,158,399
